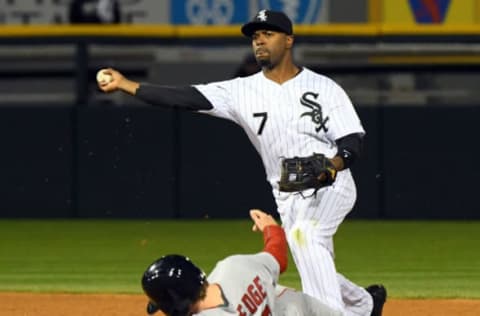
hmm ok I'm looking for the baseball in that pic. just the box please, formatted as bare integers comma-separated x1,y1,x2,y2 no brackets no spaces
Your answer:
96,69,113,84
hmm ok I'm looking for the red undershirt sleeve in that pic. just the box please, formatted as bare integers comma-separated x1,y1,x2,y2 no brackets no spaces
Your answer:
262,225,288,273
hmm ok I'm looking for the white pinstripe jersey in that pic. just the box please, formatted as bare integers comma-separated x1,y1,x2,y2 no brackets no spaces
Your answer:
194,67,365,192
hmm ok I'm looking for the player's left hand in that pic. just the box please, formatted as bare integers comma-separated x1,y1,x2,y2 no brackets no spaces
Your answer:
250,209,278,232
317,160,337,182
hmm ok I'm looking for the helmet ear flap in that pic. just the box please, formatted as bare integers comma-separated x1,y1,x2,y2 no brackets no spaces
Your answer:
165,289,194,315
146,302,158,314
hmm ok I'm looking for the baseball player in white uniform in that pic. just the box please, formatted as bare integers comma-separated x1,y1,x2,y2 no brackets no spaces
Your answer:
142,209,341,316
99,10,386,316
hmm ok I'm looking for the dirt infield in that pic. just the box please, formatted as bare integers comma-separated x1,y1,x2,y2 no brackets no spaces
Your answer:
1,292,479,316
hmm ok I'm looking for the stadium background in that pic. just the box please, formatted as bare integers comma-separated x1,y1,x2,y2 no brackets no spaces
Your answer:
0,0,479,219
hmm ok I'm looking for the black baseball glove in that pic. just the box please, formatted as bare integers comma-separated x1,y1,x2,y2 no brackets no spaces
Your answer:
278,153,337,193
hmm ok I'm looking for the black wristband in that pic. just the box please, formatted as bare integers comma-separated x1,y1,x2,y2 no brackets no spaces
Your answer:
338,148,356,169
335,133,364,169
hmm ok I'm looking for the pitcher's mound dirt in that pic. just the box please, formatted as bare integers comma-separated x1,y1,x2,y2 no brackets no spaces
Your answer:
0,292,479,316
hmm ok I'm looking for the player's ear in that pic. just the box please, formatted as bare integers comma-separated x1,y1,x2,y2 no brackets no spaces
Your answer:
286,35,294,49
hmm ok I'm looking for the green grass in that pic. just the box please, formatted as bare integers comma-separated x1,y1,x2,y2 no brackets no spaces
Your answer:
334,221,480,298
0,219,479,299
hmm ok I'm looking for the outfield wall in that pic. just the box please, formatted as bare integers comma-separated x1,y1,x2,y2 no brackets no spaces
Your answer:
0,105,477,219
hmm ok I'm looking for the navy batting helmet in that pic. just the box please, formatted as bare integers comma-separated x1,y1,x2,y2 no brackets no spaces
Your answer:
141,254,207,316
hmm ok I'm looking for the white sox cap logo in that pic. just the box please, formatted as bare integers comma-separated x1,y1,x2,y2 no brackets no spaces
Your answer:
241,10,293,37
256,10,268,21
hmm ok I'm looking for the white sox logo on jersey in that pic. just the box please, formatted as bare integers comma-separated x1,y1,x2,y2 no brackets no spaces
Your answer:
300,92,329,133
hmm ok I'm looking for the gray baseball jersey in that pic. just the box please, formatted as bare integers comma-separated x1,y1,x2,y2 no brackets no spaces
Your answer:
197,253,277,316
196,252,341,316
274,285,342,316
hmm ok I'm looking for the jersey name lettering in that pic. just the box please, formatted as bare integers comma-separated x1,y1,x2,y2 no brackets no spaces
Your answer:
236,276,269,315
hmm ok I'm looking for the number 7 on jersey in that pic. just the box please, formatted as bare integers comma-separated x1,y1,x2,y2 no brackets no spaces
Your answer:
253,112,268,135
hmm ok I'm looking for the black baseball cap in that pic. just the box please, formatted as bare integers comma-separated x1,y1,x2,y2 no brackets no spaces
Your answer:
241,10,293,37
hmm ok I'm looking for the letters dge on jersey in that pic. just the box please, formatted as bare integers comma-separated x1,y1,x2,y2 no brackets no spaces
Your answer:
236,276,271,316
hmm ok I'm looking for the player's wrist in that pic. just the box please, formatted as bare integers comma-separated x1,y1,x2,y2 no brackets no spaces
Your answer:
262,225,288,273
263,224,282,236
120,79,140,95
330,156,344,171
